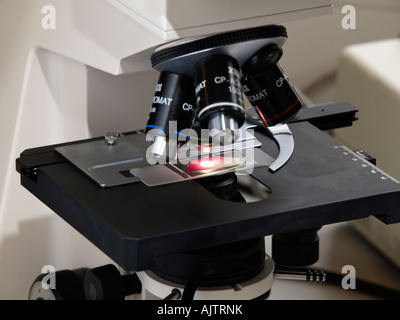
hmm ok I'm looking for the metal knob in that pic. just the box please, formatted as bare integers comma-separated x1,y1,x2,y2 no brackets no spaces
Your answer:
84,264,142,300
105,132,119,145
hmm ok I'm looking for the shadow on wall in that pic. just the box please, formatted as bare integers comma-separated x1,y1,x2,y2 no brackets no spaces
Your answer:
86,67,159,137
0,214,112,300
0,215,58,299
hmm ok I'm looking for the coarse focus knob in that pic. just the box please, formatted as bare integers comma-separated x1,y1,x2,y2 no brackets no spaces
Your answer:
84,264,142,300
272,228,321,267
29,268,88,300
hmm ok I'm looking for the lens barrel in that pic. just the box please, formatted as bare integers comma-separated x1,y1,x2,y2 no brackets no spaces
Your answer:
146,44,301,151
145,71,197,156
242,45,302,127
194,55,245,145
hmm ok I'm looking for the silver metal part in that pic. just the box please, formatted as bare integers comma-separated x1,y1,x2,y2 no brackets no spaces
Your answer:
55,122,271,188
29,281,56,300
56,132,148,187
274,269,326,283
208,114,240,146
267,124,294,173
131,148,274,187
149,135,167,157
105,132,119,145
56,119,294,187
244,109,295,172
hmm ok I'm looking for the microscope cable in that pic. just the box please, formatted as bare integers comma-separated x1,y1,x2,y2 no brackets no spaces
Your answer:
274,266,400,300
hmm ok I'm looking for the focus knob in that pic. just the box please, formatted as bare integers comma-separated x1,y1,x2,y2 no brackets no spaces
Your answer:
29,268,87,300
84,264,141,300
272,228,321,267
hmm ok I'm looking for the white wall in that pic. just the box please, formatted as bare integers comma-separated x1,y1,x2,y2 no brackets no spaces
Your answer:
281,0,400,102
0,0,160,299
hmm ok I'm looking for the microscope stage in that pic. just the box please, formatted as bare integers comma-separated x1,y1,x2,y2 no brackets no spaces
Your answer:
16,118,400,271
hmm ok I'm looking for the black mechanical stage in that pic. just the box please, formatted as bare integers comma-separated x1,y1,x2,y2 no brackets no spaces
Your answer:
16,103,400,272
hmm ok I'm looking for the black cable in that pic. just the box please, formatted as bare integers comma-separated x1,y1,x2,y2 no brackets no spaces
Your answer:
323,270,400,300
163,288,182,300
274,266,400,300
253,290,271,300
181,279,198,301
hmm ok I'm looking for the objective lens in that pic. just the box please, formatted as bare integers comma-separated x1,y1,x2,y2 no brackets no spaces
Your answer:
146,71,197,157
242,45,302,127
194,55,245,145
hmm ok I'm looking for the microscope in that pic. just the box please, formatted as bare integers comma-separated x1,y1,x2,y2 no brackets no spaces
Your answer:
10,0,400,300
